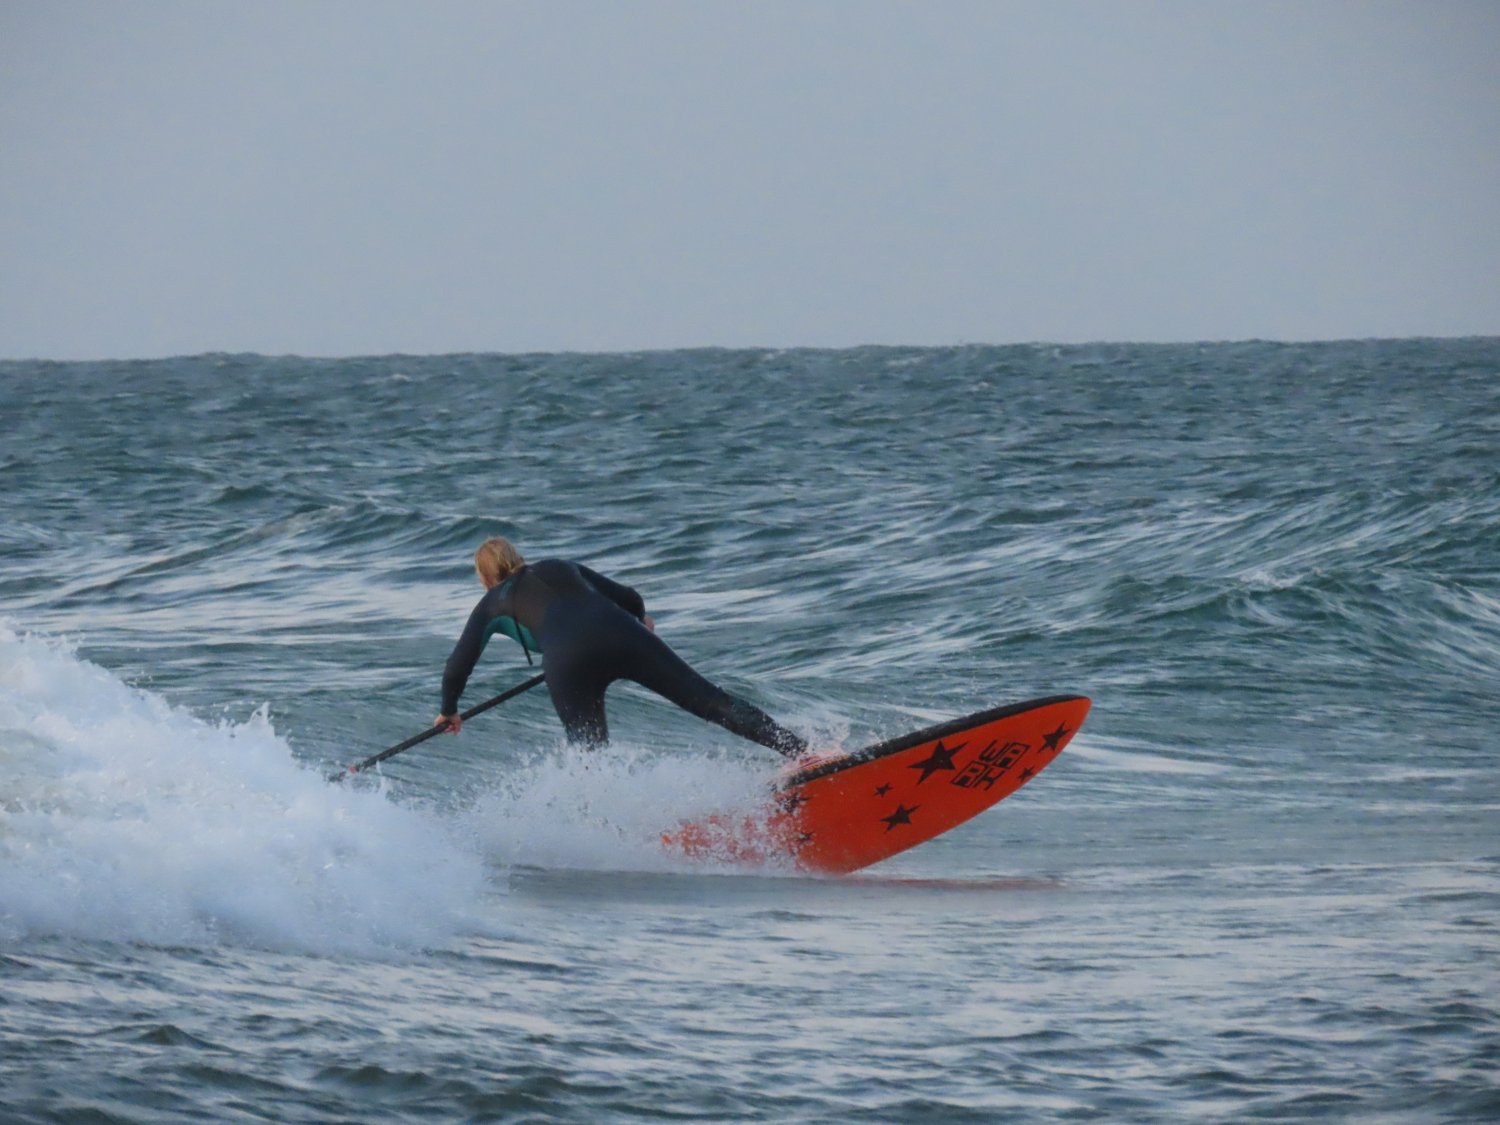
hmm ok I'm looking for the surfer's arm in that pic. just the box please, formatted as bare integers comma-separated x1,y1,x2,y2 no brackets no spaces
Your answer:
439,591,501,718
578,563,647,621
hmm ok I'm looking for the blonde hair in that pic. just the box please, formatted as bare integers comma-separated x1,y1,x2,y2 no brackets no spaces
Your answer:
474,537,525,587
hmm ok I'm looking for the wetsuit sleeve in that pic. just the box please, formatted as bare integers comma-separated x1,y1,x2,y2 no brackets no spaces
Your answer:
441,591,500,715
577,564,646,620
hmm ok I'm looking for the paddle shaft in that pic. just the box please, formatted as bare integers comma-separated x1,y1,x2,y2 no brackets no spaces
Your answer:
329,672,546,782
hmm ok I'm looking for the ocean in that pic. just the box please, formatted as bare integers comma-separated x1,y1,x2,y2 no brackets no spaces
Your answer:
1,340,1497,1122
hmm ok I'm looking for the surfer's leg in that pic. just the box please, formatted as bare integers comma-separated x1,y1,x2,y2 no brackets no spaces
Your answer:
543,659,610,748
625,632,806,757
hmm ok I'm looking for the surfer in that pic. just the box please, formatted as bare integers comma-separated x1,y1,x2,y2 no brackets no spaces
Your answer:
435,537,807,757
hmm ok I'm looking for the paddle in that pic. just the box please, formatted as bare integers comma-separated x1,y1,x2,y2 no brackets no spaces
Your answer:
328,672,547,782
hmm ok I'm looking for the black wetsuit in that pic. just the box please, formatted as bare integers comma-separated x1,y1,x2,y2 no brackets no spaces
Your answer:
441,559,806,756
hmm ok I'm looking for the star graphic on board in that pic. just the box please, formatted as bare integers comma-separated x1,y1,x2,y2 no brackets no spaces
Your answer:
776,792,809,813
1040,724,1069,753
874,783,892,797
1020,766,1035,781
908,740,961,784
881,804,919,831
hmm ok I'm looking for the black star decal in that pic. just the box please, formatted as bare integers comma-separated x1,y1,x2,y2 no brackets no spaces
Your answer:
1041,724,1069,753
881,804,918,831
1020,766,1034,781
777,792,809,813
908,740,961,784
874,783,892,797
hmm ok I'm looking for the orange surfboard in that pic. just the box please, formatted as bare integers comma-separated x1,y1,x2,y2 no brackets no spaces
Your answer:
665,695,1091,873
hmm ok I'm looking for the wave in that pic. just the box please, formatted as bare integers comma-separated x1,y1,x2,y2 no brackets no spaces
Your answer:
0,628,807,957
0,628,488,956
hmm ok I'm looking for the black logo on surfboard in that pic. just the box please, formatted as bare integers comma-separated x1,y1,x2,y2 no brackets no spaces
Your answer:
951,739,1029,791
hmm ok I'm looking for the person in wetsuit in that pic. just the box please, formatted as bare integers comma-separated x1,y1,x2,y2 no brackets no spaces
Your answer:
435,537,806,757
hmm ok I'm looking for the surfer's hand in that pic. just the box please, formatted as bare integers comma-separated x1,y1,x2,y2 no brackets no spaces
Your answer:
435,713,462,734
642,614,655,633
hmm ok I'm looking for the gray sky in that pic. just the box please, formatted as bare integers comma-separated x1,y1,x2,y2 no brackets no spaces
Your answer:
2,0,1497,358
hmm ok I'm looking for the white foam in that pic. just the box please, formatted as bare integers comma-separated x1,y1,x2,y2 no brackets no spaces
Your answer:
0,627,489,956
462,738,773,874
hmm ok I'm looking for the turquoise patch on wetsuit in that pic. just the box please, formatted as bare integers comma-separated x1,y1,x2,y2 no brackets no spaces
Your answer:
484,615,540,655
479,572,540,657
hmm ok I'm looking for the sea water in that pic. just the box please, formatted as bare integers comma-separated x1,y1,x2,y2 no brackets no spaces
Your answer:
1,341,1497,1121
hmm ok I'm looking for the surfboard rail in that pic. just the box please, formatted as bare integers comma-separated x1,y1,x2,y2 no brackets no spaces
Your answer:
779,694,1091,789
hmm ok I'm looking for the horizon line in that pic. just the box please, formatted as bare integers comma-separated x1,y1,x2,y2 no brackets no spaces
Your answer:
4,332,1498,365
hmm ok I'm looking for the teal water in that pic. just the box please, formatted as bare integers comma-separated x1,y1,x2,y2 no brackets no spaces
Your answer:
2,340,1498,1121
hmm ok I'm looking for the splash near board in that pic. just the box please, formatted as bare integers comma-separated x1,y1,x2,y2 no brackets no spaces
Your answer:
664,695,1090,874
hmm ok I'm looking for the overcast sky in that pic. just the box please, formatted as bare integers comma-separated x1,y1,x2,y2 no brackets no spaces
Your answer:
2,1,1497,358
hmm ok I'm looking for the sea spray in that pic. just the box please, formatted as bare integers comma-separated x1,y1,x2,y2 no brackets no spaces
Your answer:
461,737,777,874
0,628,488,954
